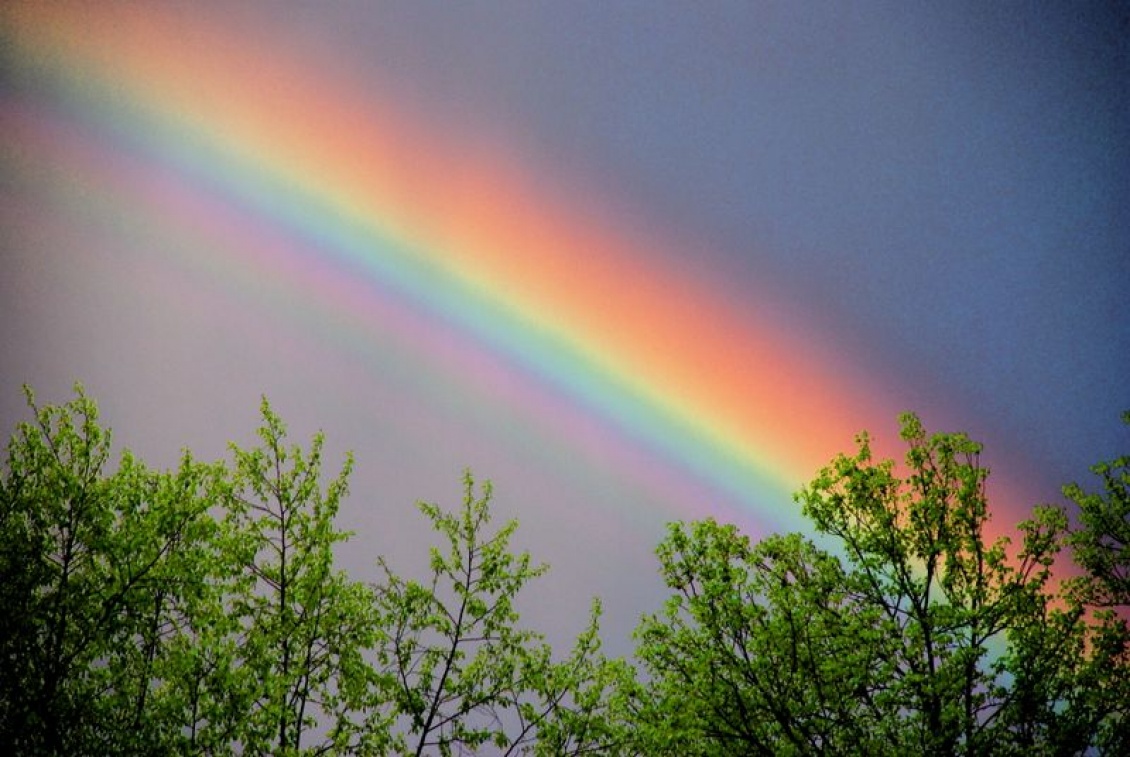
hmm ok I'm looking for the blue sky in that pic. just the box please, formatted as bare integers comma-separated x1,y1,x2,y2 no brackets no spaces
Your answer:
2,1,1127,652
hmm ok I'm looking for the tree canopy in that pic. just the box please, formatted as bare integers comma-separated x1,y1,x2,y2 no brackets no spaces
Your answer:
1,387,1126,755
0,387,621,756
628,413,1128,755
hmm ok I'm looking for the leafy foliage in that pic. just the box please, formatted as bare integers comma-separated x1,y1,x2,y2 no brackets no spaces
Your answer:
0,387,619,755
175,399,388,755
375,471,628,756
0,386,220,754
633,522,892,755
1066,412,1130,609
1062,411,1130,753
2,388,1126,754
629,413,1129,755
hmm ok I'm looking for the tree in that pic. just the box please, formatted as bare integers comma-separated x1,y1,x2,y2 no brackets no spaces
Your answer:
180,398,390,756
523,599,637,757
1066,411,1130,609
375,471,626,756
630,413,1115,755
632,522,894,755
0,387,623,755
0,386,218,755
0,390,390,755
13,384,1121,753
797,413,1086,754
82,448,224,755
1062,411,1130,753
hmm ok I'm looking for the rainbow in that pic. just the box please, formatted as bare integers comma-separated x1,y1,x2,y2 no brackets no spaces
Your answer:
0,1,1039,540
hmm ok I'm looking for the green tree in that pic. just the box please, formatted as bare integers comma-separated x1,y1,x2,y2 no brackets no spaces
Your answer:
375,471,625,756
632,523,895,755
183,398,390,756
523,601,637,757
1062,411,1130,753
6,386,1127,755
0,390,393,755
797,414,1085,754
630,413,1112,755
0,387,627,755
83,449,223,755
1066,411,1130,609
0,386,218,755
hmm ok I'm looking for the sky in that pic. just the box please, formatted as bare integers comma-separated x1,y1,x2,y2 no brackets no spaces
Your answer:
2,1,1127,653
